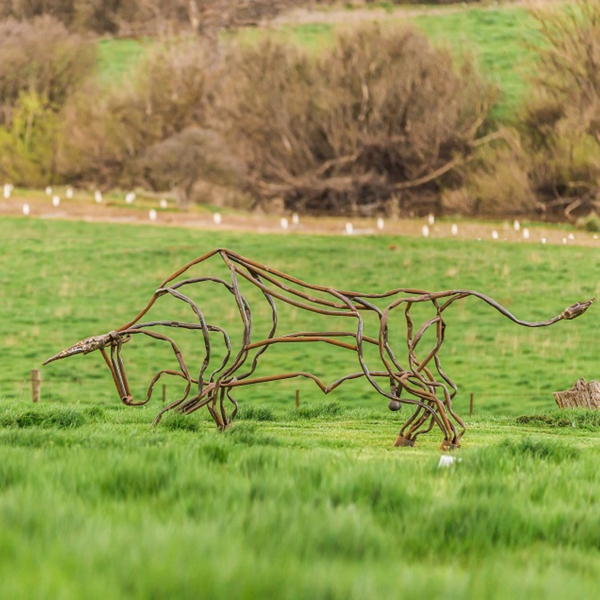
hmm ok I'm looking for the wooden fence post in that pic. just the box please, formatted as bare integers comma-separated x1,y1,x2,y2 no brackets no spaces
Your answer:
31,369,41,403
295,389,300,408
162,384,166,406
469,393,474,416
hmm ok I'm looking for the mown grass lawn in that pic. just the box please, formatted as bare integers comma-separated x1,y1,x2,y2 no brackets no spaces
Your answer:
1,216,600,596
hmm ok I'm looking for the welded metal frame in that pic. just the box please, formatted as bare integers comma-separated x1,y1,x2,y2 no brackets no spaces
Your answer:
44,249,593,449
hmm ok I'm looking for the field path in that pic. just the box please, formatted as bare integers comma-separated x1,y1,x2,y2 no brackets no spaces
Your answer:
0,193,593,248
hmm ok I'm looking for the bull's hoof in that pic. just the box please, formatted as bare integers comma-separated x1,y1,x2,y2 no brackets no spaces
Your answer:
394,435,415,447
439,440,460,451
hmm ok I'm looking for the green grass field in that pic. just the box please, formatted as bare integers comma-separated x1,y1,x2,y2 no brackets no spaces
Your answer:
1,216,600,597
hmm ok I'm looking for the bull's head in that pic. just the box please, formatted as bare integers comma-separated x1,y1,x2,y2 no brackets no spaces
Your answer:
43,331,135,404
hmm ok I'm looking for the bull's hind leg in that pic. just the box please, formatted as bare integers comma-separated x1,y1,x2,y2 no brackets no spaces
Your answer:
394,405,425,447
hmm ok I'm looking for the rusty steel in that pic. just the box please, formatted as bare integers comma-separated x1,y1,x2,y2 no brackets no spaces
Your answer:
43,249,594,449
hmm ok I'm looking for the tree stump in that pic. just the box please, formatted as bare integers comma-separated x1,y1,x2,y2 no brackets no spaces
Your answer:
553,378,600,409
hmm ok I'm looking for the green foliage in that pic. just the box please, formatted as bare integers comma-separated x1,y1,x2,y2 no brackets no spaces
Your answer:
414,7,539,120
0,92,61,186
0,15,95,186
500,437,580,462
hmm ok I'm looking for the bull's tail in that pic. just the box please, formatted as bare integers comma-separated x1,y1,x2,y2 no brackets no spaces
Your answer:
459,291,594,327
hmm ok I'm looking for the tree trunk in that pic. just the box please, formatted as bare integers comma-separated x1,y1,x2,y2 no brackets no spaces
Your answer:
553,378,600,409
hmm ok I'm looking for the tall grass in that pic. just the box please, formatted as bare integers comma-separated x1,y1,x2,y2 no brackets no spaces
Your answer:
0,397,600,598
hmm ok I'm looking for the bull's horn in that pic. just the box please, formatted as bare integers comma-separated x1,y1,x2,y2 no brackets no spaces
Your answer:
42,332,117,366
43,343,86,365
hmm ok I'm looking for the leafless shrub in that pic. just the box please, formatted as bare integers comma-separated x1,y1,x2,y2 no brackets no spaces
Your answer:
58,38,213,187
0,15,95,185
518,0,600,219
454,1,600,220
135,127,246,207
217,24,496,216
0,15,95,123
459,132,538,216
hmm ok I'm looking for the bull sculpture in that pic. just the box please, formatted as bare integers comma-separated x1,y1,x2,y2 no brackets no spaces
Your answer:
44,249,593,450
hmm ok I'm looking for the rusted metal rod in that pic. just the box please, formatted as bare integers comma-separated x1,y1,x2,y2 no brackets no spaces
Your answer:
42,249,594,449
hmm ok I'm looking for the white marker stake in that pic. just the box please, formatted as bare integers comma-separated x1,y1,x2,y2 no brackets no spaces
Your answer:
428,214,435,226
94,190,102,203
159,199,168,209
562,238,567,245
377,217,384,231
523,228,530,240
280,218,289,230
451,224,458,236
213,212,222,225
52,195,60,207
22,204,30,216
125,192,135,204
422,225,430,238
291,213,299,225
345,222,353,235
513,220,520,232
149,209,157,221
66,187,73,199
438,455,457,468
492,230,499,240
3,184,11,199
594,235,599,240
45,186,52,196
541,238,547,245
568,233,575,240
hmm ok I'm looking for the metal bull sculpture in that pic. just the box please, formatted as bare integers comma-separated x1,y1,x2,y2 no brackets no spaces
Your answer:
44,249,594,450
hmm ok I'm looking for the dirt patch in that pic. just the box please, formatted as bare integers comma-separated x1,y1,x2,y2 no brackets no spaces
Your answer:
0,191,592,247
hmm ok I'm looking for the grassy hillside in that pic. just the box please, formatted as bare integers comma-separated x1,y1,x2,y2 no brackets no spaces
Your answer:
96,5,542,118
223,5,540,119
96,38,149,82
414,7,540,118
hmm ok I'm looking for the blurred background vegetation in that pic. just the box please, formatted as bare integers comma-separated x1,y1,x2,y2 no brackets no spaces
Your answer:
2,0,600,223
